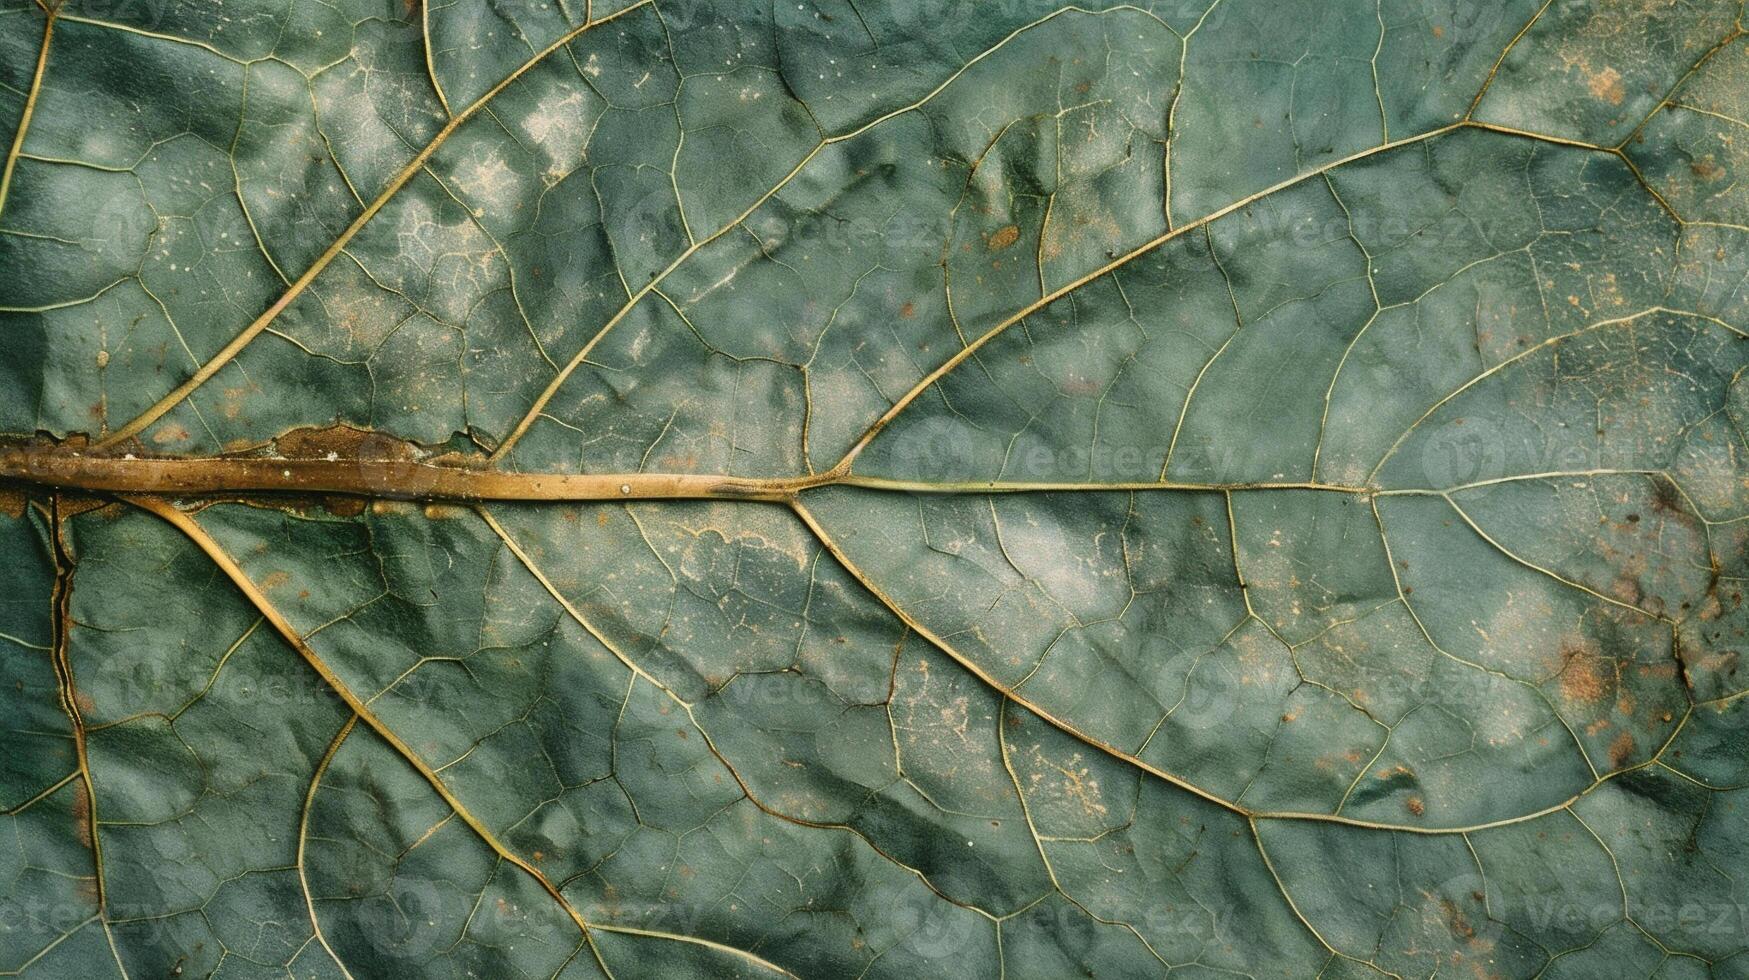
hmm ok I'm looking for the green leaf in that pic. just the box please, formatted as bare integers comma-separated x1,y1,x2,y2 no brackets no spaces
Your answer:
2,0,1748,977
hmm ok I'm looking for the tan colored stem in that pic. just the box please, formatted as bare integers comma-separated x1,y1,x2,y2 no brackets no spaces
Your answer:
0,444,1396,501
0,447,814,501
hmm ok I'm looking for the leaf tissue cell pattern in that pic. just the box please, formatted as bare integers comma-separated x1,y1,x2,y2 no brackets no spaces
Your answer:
1,0,1748,975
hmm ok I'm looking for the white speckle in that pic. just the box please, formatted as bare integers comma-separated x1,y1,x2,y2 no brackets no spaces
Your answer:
453,153,520,210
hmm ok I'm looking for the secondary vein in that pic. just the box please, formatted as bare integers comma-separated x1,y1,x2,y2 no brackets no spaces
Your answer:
94,0,657,450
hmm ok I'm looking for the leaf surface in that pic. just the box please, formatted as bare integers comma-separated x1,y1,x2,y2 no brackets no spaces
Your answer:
2,0,1749,977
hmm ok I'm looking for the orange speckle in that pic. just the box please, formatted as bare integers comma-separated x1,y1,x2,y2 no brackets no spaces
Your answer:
1559,646,1608,704
1585,67,1625,106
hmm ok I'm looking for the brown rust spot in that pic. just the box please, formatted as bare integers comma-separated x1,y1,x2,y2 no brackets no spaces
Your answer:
323,496,366,518
1558,644,1609,704
1440,897,1476,939
221,386,251,420
71,783,92,847
1615,688,1636,717
1609,731,1637,769
1649,478,1684,516
275,424,425,462
987,225,1021,251
1609,575,1644,607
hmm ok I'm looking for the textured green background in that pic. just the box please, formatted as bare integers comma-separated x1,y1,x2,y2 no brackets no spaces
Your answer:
2,0,1748,976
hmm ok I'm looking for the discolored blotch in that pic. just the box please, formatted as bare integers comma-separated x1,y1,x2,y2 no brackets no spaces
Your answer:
1585,66,1625,105
71,782,92,848
1691,156,1725,181
1608,731,1636,769
151,424,191,445
1558,644,1609,704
